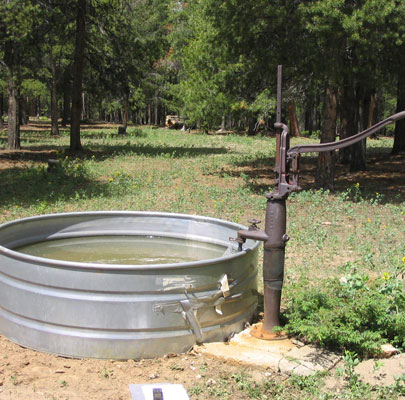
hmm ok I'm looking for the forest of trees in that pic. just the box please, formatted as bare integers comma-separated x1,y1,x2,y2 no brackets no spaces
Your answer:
1,0,404,187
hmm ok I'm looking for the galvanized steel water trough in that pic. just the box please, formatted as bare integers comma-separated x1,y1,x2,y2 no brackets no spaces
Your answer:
0,211,259,359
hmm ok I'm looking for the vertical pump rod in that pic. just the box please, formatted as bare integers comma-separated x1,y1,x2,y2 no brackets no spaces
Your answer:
276,65,282,124
274,65,284,188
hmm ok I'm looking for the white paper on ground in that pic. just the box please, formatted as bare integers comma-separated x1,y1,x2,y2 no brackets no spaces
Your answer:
129,383,190,400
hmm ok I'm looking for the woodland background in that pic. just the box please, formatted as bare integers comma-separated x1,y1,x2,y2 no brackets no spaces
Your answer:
1,0,405,188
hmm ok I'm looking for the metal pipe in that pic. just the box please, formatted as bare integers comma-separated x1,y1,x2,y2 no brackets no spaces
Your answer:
262,198,288,331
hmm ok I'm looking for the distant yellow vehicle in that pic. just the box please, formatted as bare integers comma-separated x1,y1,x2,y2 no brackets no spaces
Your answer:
165,115,184,129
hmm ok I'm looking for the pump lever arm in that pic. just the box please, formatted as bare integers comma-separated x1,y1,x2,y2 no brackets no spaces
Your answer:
280,111,405,194
287,111,405,156
284,111,405,193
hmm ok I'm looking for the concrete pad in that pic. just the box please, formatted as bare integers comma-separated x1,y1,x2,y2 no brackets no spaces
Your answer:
279,345,340,376
355,353,405,386
279,345,341,376
198,324,341,376
198,324,295,370
198,324,404,382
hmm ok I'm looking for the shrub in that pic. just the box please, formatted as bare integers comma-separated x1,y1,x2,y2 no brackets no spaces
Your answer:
283,270,405,358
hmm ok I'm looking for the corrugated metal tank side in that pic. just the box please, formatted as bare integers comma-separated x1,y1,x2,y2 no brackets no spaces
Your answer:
0,212,259,359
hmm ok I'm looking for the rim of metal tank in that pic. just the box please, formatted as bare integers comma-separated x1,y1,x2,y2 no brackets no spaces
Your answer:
0,211,260,271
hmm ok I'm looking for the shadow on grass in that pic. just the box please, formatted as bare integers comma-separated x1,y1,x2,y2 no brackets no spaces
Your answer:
1,143,228,164
224,150,405,204
84,143,229,159
0,142,229,209
2,129,147,145
0,164,109,209
81,131,148,139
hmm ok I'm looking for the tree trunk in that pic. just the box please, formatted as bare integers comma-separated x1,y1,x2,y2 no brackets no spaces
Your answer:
314,85,337,191
304,107,313,136
154,90,159,126
29,96,35,116
4,37,21,149
350,89,367,171
339,83,356,164
7,75,21,150
392,66,405,154
315,91,322,132
70,0,86,151
19,96,28,125
368,92,378,139
50,55,60,136
288,100,300,137
0,91,4,130
122,92,129,129
81,92,86,120
62,90,70,126
85,93,90,120
349,139,366,171
36,96,41,117
221,115,225,131
368,92,377,128
247,117,255,135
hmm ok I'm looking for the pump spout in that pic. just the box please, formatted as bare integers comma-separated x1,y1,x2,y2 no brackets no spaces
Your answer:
237,218,269,249
237,228,268,244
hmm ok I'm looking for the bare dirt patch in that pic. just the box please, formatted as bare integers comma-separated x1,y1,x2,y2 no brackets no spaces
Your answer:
0,335,280,400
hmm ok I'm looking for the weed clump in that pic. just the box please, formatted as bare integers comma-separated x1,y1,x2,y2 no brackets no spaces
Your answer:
282,269,405,358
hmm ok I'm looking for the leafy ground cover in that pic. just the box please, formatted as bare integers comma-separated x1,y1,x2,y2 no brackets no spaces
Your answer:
0,124,404,399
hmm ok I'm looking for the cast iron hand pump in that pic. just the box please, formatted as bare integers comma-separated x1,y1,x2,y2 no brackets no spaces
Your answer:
237,65,405,339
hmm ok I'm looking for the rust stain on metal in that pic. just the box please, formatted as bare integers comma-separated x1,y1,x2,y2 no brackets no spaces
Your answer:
250,322,287,341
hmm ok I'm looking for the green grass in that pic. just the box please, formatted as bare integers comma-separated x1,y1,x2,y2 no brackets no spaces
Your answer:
187,369,405,399
1,126,404,397
1,128,271,222
1,127,404,286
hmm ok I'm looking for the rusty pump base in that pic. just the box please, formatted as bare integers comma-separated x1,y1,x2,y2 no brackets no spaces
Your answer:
236,65,405,340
